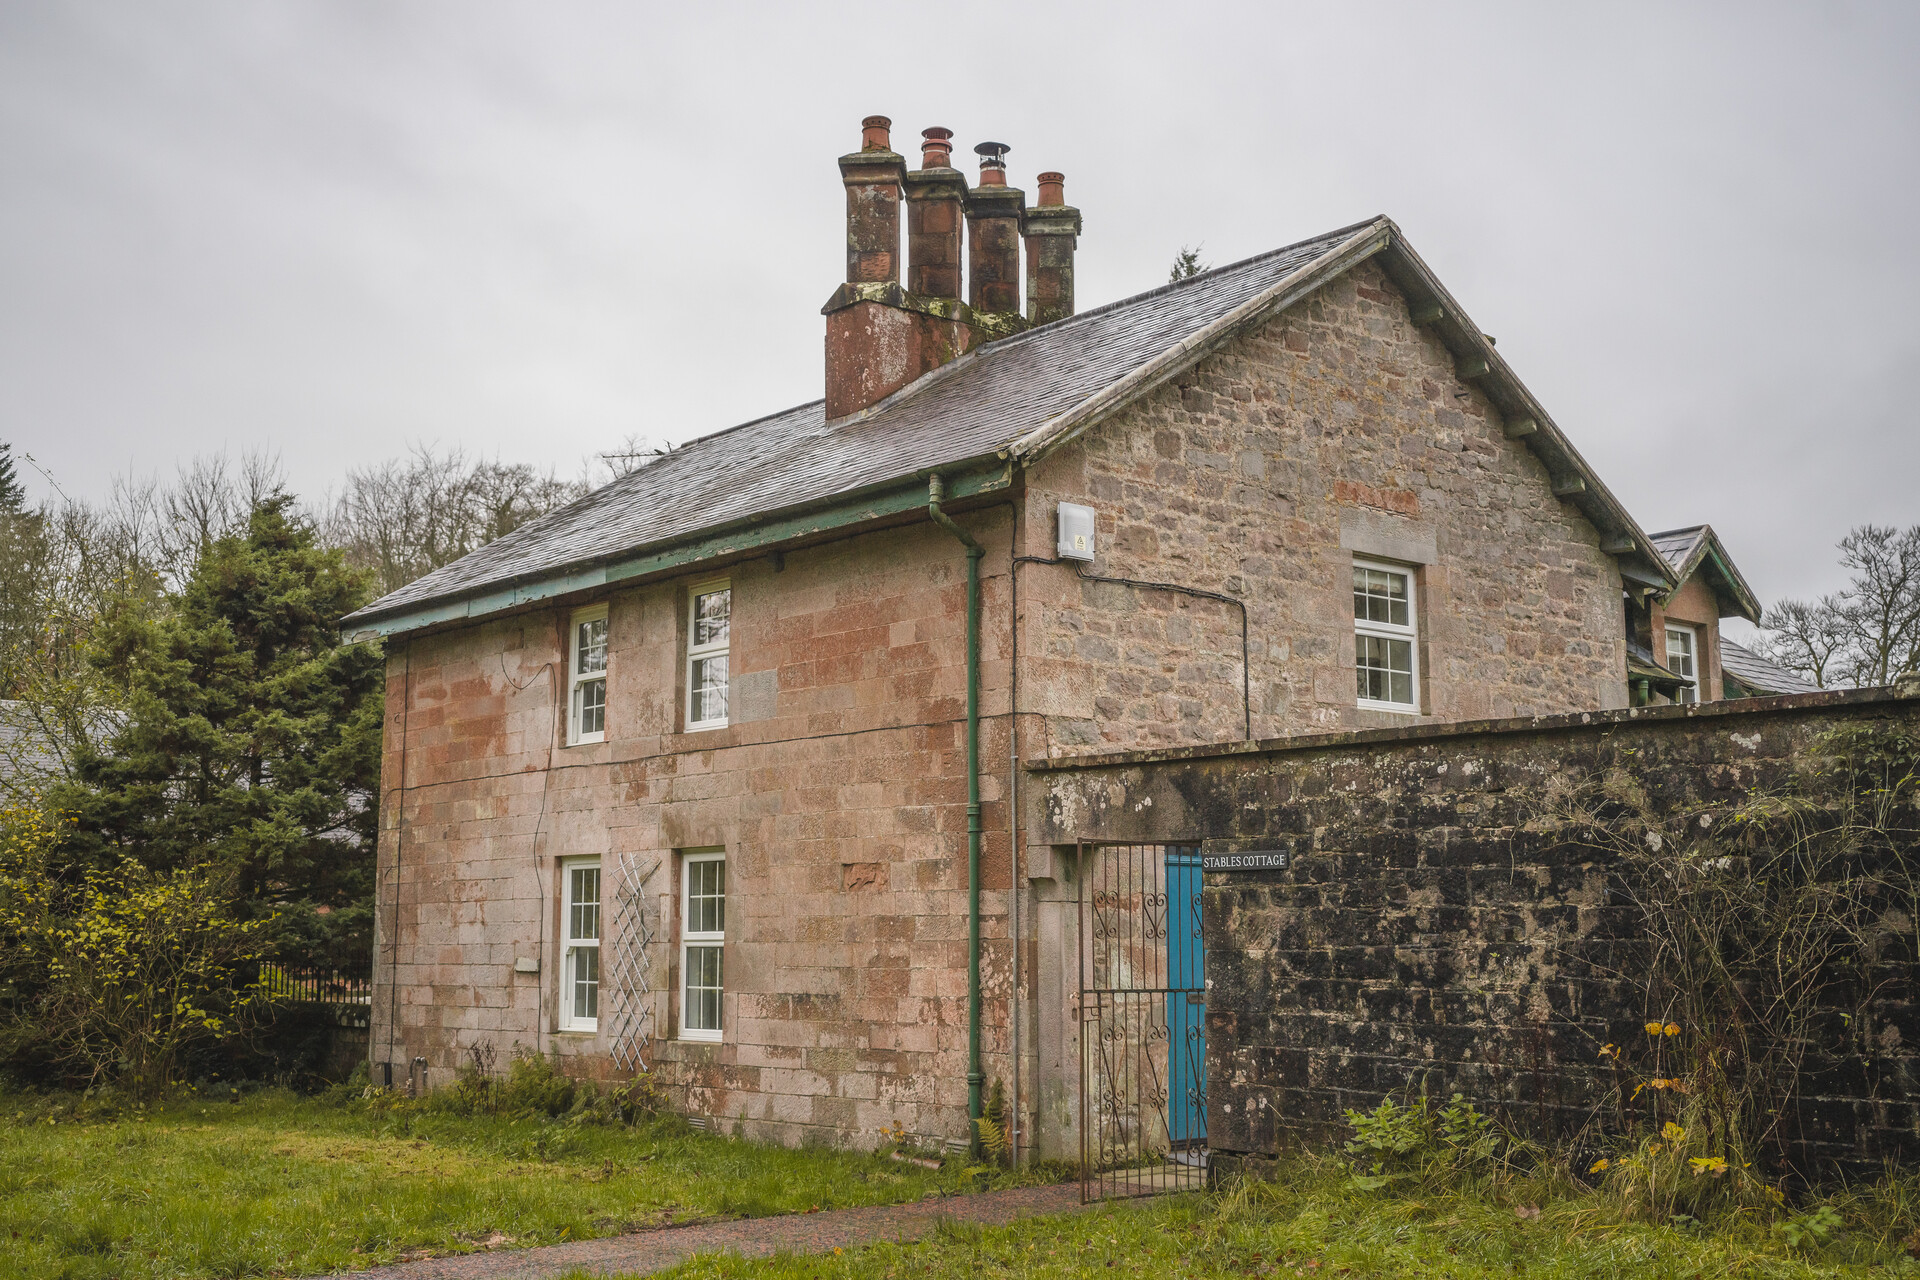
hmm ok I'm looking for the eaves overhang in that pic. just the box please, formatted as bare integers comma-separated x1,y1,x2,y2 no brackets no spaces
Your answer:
343,456,1015,642
1004,216,1676,593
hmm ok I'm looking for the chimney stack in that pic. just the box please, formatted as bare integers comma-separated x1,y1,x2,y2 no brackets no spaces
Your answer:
823,116,983,420
904,127,966,301
964,143,1027,336
840,116,905,284
1021,172,1082,326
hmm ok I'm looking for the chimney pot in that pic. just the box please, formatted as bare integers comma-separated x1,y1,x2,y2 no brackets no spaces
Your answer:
1037,172,1065,207
920,127,955,170
974,141,1010,187
861,115,892,151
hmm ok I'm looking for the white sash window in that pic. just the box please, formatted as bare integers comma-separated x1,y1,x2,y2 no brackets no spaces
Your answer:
1353,560,1419,713
568,606,609,744
561,858,601,1031
681,851,725,1041
686,582,730,730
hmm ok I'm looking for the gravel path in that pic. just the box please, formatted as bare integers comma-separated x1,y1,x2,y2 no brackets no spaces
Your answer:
354,1181,1091,1279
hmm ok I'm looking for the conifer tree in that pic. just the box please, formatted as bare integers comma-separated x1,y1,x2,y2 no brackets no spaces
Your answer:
1168,244,1210,282
53,494,384,973
0,442,26,516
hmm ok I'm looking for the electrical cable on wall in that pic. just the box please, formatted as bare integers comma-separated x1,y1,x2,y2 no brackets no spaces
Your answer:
1014,555,1254,741
509,636,562,1056
383,641,413,1079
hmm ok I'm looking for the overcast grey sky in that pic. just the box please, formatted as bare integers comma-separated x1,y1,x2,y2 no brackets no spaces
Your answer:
2,1,1915,628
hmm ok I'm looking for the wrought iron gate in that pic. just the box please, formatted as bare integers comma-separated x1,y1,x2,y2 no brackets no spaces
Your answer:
1078,841,1207,1201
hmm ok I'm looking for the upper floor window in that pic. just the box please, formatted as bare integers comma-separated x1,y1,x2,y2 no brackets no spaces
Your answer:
687,581,731,730
561,857,601,1032
1354,560,1418,712
568,606,609,744
1666,624,1700,705
681,850,725,1042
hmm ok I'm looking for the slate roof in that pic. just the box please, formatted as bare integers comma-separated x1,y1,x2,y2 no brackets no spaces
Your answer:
1650,526,1707,572
348,221,1371,626
1720,638,1819,696
346,215,1671,632
1648,524,1762,622
1626,640,1690,691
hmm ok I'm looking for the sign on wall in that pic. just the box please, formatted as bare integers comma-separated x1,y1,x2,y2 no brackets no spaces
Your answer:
1200,850,1290,872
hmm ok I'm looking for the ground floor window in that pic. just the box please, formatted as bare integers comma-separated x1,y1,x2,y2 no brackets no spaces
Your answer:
561,857,600,1031
681,850,725,1041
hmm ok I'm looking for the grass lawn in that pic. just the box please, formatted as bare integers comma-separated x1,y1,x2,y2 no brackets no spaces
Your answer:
628,1164,1920,1280
0,1088,1028,1280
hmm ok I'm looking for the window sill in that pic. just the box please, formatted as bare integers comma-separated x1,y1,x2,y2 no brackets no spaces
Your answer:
564,736,607,748
1356,700,1421,716
683,722,729,735
553,1027,597,1037
678,1031,723,1044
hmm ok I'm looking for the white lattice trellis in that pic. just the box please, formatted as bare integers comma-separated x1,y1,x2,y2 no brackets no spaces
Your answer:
604,854,659,1074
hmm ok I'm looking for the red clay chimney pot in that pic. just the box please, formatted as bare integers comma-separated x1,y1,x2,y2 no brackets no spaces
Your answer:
920,127,954,170
861,115,892,151
1037,172,1065,207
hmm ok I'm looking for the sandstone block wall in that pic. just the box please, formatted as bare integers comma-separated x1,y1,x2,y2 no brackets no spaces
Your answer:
1020,258,1627,755
1028,690,1920,1173
371,513,1023,1149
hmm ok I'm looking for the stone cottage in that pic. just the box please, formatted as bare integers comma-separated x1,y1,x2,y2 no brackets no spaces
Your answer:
345,115,1688,1158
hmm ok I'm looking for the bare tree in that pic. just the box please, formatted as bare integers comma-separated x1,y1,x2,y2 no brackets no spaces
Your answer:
592,431,682,484
1761,523,1920,688
1762,597,1853,689
326,445,585,596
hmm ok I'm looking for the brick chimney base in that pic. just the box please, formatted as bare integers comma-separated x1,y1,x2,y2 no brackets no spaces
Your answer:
823,288,981,420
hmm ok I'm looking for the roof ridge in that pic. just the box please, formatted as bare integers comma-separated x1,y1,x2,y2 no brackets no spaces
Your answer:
972,216,1384,353
591,220,1385,463
821,217,1385,431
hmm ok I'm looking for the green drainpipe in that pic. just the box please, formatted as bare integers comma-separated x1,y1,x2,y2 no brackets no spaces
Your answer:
927,474,985,1148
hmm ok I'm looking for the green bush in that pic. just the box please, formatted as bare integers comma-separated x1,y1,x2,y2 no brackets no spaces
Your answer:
1342,1092,1504,1190
359,1046,669,1129
500,1048,575,1116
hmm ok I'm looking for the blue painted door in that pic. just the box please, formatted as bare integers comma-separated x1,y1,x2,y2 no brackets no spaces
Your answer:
1165,848,1206,1146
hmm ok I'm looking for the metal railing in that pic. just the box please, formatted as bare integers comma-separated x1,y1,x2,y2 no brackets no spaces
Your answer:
1079,841,1208,1201
258,964,373,1007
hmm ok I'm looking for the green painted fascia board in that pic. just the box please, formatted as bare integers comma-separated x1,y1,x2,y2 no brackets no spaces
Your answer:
1702,546,1762,623
604,461,1008,586
350,460,1013,640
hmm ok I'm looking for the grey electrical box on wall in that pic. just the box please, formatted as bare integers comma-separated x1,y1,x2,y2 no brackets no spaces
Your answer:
1058,503,1096,562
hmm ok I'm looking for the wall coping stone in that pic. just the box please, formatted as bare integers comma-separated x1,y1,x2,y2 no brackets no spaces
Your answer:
1024,685,1920,773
